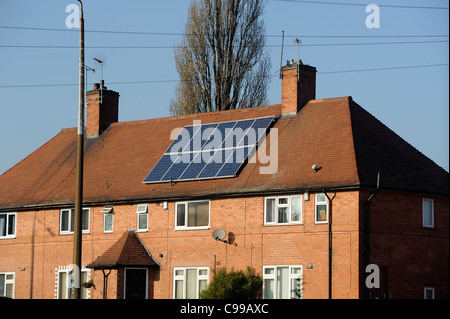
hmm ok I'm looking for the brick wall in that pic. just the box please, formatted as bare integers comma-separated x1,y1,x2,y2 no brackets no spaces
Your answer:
361,189,449,299
1,189,447,299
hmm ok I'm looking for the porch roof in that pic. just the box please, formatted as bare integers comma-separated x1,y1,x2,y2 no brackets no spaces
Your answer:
86,229,159,269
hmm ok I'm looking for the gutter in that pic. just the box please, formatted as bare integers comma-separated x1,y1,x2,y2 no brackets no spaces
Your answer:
0,183,362,213
2,182,447,213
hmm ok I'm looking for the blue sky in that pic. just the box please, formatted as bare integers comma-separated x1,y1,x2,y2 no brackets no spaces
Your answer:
0,0,448,175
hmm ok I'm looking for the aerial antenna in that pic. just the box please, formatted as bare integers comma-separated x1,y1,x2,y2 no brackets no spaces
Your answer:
84,64,95,106
93,57,103,103
294,38,302,81
279,30,285,79
294,38,302,62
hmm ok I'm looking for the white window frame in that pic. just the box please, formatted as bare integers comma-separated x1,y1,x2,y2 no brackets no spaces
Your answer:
424,287,435,299
56,268,89,299
315,193,328,224
102,206,114,233
264,195,303,225
0,272,15,298
263,265,303,299
59,208,90,235
173,267,209,299
422,198,434,228
0,212,16,239
175,200,210,230
137,204,148,232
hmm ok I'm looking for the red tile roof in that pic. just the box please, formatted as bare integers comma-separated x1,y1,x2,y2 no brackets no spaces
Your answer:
86,230,159,269
0,97,448,211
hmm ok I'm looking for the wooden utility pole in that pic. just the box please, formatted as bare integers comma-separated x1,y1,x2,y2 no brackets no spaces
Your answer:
72,0,84,300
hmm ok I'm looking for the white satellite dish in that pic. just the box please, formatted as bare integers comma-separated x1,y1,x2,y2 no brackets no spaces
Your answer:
212,228,226,241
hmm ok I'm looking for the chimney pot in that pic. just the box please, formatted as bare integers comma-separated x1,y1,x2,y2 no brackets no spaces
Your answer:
93,83,100,90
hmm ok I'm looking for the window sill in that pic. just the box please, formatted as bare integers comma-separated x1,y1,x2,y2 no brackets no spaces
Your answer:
59,231,90,236
263,223,303,226
0,235,16,240
174,226,210,231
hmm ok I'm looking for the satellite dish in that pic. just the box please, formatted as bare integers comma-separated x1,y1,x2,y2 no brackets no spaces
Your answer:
212,228,226,241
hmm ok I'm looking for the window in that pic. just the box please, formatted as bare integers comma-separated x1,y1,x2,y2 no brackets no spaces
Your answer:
0,213,16,239
263,266,302,299
137,204,148,232
173,267,209,299
424,287,435,299
264,195,302,225
315,193,328,223
57,269,89,299
423,198,434,228
175,200,210,230
0,272,15,298
102,206,114,233
59,208,90,234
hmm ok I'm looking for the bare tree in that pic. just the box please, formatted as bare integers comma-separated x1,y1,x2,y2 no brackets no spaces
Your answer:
170,0,271,115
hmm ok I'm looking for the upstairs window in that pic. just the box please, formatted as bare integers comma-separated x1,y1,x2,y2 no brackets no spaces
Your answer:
175,200,210,230
264,195,302,225
59,208,90,234
315,194,328,223
422,198,434,228
0,213,16,239
101,206,114,233
137,204,148,232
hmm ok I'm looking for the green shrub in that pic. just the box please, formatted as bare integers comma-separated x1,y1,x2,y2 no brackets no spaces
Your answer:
199,267,262,299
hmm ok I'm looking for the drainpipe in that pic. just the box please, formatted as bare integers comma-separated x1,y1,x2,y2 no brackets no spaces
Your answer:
323,189,333,299
364,172,380,299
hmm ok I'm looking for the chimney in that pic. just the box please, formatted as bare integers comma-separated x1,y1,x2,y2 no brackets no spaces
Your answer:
86,81,119,137
281,60,317,115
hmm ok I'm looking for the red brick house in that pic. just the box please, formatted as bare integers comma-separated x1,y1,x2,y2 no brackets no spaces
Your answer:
0,60,448,299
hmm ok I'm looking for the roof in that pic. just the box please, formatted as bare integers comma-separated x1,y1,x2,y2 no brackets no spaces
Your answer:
86,230,159,269
0,97,448,211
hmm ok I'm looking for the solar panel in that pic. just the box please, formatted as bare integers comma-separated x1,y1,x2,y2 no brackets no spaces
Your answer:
142,116,275,184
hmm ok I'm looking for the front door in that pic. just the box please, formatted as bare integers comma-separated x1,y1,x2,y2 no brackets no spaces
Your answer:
125,268,147,299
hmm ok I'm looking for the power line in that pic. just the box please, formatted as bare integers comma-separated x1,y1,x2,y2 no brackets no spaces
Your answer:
318,63,449,74
1,40,447,50
0,64,447,89
271,0,449,10
0,25,448,39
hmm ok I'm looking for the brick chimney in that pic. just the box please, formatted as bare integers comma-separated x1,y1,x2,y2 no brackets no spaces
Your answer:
281,60,317,115
86,81,119,137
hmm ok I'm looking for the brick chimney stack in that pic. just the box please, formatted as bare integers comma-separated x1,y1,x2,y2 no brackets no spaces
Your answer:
86,81,119,137
281,60,317,115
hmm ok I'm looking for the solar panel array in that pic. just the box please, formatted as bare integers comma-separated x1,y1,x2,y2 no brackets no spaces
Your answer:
143,116,274,184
